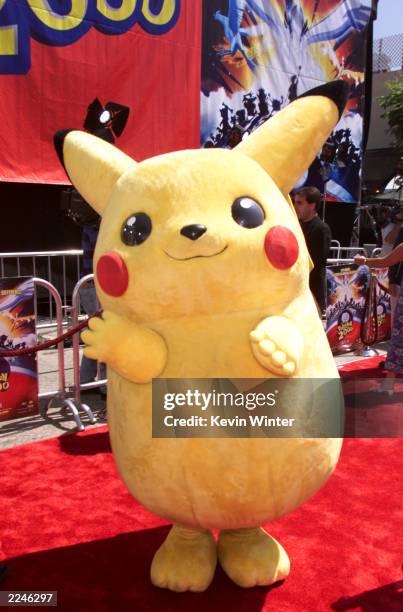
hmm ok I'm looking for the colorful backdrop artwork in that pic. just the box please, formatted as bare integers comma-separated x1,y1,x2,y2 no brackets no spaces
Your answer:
0,277,38,421
201,0,372,203
0,1,373,192
0,0,201,183
326,264,391,353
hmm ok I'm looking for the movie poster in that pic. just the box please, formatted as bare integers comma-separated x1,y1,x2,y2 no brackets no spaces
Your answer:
0,278,38,421
201,0,372,203
326,264,391,353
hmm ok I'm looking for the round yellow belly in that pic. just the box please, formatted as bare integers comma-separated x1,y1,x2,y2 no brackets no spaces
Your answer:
107,377,343,529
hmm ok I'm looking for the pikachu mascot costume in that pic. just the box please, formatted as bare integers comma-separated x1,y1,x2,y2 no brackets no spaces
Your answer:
55,81,347,592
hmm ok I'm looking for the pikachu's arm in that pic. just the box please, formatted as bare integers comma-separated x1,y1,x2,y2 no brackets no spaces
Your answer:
250,315,304,377
81,311,167,384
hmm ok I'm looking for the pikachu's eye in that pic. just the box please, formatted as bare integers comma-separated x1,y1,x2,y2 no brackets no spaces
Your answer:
121,213,152,246
232,197,265,229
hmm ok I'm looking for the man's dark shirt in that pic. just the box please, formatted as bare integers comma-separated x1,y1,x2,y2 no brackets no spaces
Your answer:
300,216,331,313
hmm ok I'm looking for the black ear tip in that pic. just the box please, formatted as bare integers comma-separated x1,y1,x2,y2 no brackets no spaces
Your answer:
54,129,74,167
298,80,349,119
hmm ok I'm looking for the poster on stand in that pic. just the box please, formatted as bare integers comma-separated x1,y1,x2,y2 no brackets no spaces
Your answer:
0,277,38,421
326,264,391,353
201,0,372,203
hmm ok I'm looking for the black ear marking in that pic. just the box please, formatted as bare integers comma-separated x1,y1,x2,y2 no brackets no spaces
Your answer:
53,129,74,170
297,80,349,120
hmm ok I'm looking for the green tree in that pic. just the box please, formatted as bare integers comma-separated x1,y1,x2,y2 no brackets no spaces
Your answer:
378,78,403,152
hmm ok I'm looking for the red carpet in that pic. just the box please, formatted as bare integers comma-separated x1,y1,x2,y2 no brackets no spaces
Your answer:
0,428,402,611
338,354,403,378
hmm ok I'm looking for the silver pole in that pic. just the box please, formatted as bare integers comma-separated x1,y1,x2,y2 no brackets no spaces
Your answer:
71,274,97,425
71,275,93,405
33,277,65,399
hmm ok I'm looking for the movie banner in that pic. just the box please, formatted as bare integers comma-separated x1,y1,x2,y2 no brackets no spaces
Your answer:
326,264,391,353
0,1,201,183
0,277,39,421
201,0,372,203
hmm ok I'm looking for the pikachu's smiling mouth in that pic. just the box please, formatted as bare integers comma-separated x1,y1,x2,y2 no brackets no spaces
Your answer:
164,245,228,261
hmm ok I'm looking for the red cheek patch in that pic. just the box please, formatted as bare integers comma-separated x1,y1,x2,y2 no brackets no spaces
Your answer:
264,226,299,270
96,252,129,297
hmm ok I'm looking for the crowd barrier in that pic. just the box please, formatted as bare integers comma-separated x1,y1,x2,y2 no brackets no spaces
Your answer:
329,246,366,260
0,254,101,430
0,250,83,330
33,277,66,402
330,240,341,259
0,274,97,431
70,274,107,406
31,276,97,431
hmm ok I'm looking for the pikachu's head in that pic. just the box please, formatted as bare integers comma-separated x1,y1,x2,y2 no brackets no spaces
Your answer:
55,81,347,322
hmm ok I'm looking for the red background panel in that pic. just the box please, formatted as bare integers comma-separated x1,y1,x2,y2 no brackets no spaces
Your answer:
0,1,202,183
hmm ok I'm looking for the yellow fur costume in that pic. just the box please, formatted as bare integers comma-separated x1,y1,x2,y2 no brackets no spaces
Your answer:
55,81,347,592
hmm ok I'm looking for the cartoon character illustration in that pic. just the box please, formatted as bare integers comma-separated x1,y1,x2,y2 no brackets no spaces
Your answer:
350,265,371,301
306,1,371,50
55,81,347,593
283,0,306,36
213,0,370,74
213,0,272,70
203,1,371,202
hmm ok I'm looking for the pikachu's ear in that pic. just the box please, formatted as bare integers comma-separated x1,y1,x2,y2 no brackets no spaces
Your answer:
54,130,136,215
235,81,348,196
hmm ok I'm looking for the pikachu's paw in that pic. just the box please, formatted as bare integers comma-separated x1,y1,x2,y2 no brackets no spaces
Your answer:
250,316,303,377
81,310,120,363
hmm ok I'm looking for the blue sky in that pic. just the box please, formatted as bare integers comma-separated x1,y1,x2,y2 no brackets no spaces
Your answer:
373,0,403,39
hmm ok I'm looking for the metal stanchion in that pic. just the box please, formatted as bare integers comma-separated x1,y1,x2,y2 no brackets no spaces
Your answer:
70,275,103,426
62,304,74,348
34,278,66,404
35,277,96,431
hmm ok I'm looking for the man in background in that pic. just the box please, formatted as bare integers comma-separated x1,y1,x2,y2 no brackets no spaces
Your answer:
294,186,331,315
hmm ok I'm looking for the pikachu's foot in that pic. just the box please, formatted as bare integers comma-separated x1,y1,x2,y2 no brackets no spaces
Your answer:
151,525,217,592
217,527,290,588
250,316,303,376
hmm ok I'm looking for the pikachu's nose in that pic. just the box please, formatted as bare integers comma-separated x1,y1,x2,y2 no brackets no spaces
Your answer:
180,224,207,241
